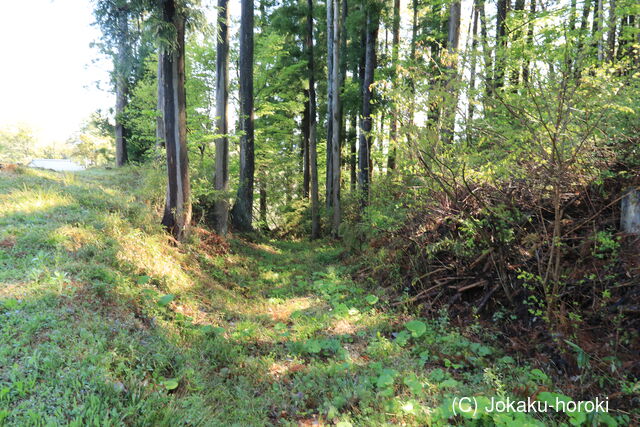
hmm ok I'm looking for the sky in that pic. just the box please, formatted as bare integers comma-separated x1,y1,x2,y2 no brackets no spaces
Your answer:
0,0,113,146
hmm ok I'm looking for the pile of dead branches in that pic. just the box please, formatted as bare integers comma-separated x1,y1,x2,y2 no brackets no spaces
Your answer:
359,174,640,385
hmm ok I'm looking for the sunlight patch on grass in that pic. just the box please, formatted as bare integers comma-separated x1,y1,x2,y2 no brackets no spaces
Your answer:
0,188,71,217
107,216,194,293
53,225,94,252
266,296,316,322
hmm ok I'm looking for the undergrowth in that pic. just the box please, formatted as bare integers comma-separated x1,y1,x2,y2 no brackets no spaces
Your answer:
0,166,632,426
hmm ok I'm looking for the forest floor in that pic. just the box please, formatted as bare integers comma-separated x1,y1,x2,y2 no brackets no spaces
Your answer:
0,167,625,426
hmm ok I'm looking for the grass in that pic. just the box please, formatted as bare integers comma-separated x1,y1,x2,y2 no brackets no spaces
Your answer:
0,166,628,426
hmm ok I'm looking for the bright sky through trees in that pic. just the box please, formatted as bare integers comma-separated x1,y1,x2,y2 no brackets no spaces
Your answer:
0,0,112,146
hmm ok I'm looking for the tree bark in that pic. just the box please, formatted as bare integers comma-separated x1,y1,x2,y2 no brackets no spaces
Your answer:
350,111,357,190
510,0,525,86
574,0,591,76
326,0,334,210
606,0,617,61
467,4,479,140
231,0,255,232
307,0,320,239
339,0,348,180
259,177,267,229
477,0,493,97
592,0,604,62
522,0,536,84
160,0,191,240
598,0,604,62
115,8,129,167
330,0,342,236
302,93,310,198
387,0,400,173
358,8,378,207
442,0,461,144
570,0,577,31
156,51,165,149
408,0,418,127
494,0,509,90
214,0,230,235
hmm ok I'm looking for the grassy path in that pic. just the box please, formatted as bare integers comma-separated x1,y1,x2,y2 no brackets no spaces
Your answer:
0,167,602,426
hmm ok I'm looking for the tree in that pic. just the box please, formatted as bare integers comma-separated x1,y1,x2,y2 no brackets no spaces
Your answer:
159,0,192,240
231,0,255,232
467,4,479,133
494,0,508,90
0,125,38,163
358,5,378,206
606,0,617,62
214,0,230,235
302,91,311,198
441,0,461,143
114,6,130,166
156,51,165,149
326,0,335,210
387,0,400,172
330,0,343,236
307,0,320,239
93,0,139,166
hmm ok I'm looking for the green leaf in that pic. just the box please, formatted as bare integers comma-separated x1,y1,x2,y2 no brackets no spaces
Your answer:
157,294,175,307
395,330,410,347
405,320,427,338
528,368,548,383
162,379,179,390
568,410,587,426
376,368,398,389
365,294,379,305
136,275,150,284
403,374,423,395
336,422,353,427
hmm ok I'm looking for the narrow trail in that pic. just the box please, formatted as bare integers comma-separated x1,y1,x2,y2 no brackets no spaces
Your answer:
0,168,558,426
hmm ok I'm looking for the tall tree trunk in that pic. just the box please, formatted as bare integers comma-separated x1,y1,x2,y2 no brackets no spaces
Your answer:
307,0,320,239
214,0,230,235
570,0,577,31
606,0,617,61
574,0,591,76
302,92,311,198
115,9,129,167
477,0,493,97
259,177,267,229
326,0,334,210
358,8,378,207
592,0,604,62
160,0,191,240
442,0,461,144
156,51,165,149
339,0,348,179
510,0,525,86
330,0,342,236
522,0,535,84
467,4,479,141
494,0,509,90
408,0,418,128
231,0,255,231
387,0,400,173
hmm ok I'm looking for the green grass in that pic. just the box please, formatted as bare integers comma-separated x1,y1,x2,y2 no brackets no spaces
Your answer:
0,166,627,426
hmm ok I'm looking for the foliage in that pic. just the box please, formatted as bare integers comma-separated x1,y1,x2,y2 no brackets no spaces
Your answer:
0,125,41,164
